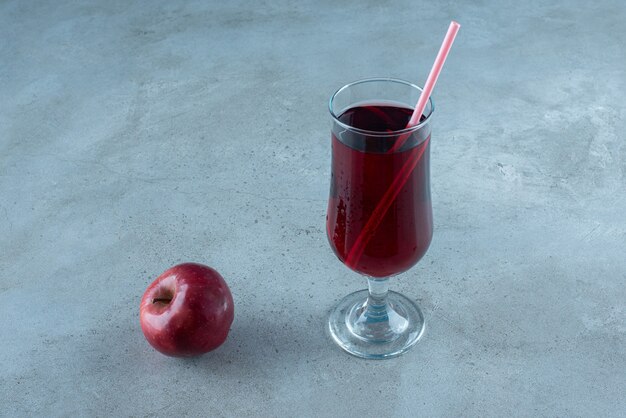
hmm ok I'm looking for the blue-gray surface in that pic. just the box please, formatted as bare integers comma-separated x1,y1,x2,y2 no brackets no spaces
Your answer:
1,0,625,416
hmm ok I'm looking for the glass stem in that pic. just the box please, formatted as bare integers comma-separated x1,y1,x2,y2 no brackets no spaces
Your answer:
366,277,390,318
348,277,407,342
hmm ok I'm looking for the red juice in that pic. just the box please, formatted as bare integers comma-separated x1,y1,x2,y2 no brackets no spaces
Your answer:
326,104,433,278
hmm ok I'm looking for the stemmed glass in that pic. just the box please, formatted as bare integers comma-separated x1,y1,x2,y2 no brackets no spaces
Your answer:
326,78,434,359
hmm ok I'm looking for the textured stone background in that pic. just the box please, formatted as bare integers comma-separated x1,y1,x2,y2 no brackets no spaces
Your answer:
1,0,625,416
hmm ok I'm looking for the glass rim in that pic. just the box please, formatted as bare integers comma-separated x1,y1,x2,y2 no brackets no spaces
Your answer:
328,77,435,137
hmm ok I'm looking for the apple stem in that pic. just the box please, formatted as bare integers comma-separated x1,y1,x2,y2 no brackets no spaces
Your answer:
152,297,172,304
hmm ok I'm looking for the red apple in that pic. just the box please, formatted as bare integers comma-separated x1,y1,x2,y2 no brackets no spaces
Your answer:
140,263,234,357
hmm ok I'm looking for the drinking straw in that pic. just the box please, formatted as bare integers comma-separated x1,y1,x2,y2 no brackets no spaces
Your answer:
389,20,460,153
345,21,460,269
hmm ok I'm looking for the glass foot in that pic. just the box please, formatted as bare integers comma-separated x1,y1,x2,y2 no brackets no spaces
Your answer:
328,289,425,359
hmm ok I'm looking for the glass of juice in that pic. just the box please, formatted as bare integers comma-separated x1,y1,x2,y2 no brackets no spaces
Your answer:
327,78,434,359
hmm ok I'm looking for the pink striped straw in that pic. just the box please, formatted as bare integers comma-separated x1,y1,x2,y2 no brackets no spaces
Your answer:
409,20,461,127
388,21,460,153
409,21,460,126
345,21,460,269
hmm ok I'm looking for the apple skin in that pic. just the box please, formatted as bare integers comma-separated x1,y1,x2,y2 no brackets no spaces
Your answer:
140,263,234,357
